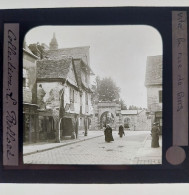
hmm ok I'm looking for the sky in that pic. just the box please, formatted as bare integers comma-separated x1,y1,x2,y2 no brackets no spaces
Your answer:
25,25,162,108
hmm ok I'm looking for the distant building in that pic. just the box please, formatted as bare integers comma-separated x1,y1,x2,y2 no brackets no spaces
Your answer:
145,55,162,133
92,102,151,131
49,32,58,50
121,110,151,131
93,101,122,130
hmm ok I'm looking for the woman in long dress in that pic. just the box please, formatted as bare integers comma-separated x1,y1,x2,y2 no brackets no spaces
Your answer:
151,123,160,148
104,124,114,142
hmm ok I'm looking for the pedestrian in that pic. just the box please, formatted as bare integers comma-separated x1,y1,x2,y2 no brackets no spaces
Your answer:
151,122,160,148
118,125,125,138
104,124,114,142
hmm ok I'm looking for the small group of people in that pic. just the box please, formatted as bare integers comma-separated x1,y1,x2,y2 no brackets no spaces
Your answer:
104,124,125,142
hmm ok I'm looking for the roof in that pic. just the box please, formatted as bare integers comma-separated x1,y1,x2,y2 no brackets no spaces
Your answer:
145,55,162,86
37,57,72,81
44,46,90,66
23,45,39,59
121,110,142,115
73,59,93,93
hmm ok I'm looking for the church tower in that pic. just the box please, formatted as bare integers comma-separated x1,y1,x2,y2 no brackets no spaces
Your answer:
49,33,58,50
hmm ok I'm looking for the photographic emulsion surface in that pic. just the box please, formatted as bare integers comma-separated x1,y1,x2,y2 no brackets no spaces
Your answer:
22,25,163,165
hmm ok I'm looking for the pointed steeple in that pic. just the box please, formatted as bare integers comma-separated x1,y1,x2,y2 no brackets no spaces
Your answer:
49,33,58,50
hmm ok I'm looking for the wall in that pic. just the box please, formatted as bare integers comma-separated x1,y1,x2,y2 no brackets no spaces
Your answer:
147,85,162,112
37,82,80,114
122,111,151,131
23,51,38,103
93,102,121,130
135,110,151,131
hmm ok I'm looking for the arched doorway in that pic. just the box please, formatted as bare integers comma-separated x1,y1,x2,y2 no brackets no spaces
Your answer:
100,111,115,128
124,117,130,129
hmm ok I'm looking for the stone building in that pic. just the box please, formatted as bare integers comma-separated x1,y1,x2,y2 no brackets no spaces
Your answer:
92,102,151,131
23,43,39,143
145,55,162,133
121,110,151,131
49,33,58,50
92,101,122,130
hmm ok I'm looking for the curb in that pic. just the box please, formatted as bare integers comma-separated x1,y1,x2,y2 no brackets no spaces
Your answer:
24,135,103,156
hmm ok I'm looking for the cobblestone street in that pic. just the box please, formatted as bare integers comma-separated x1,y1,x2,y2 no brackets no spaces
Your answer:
23,131,162,165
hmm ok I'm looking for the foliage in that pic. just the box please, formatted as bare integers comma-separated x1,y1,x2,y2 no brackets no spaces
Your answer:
120,99,127,110
95,76,120,102
128,105,143,110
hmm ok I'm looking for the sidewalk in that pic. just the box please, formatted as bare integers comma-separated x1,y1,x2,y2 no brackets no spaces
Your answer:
132,134,162,164
23,130,103,156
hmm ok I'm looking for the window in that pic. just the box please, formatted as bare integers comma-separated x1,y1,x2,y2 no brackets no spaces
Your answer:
85,92,88,105
70,88,74,103
159,90,162,103
73,90,74,103
23,78,26,87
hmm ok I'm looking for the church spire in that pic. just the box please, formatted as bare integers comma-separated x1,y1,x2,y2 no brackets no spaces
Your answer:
49,32,58,50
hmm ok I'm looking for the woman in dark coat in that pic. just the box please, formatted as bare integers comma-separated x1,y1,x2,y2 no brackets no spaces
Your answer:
151,123,160,148
118,125,125,138
104,124,114,142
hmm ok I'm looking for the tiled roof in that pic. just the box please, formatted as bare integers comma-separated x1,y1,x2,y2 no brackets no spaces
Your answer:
44,46,90,66
145,55,162,86
73,59,82,89
37,57,72,80
23,45,39,59
73,59,93,92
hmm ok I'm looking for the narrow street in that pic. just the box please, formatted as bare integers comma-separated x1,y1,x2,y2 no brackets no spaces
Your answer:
23,131,162,165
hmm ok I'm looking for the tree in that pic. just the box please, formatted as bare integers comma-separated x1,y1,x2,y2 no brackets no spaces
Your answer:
128,105,143,110
96,77,120,101
120,99,127,110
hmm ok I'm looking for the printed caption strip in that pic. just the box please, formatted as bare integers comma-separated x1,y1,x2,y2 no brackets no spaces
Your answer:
3,23,19,166
166,11,188,165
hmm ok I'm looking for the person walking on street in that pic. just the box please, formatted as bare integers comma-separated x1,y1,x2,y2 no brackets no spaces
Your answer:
118,125,125,138
151,122,160,148
104,124,114,142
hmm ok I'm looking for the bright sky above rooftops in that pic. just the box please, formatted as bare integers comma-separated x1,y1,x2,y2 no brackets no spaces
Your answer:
25,25,162,108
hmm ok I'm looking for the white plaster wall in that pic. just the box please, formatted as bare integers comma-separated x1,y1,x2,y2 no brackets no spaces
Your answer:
147,85,162,112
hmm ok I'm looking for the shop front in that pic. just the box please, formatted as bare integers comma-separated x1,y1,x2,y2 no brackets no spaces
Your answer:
23,103,39,143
